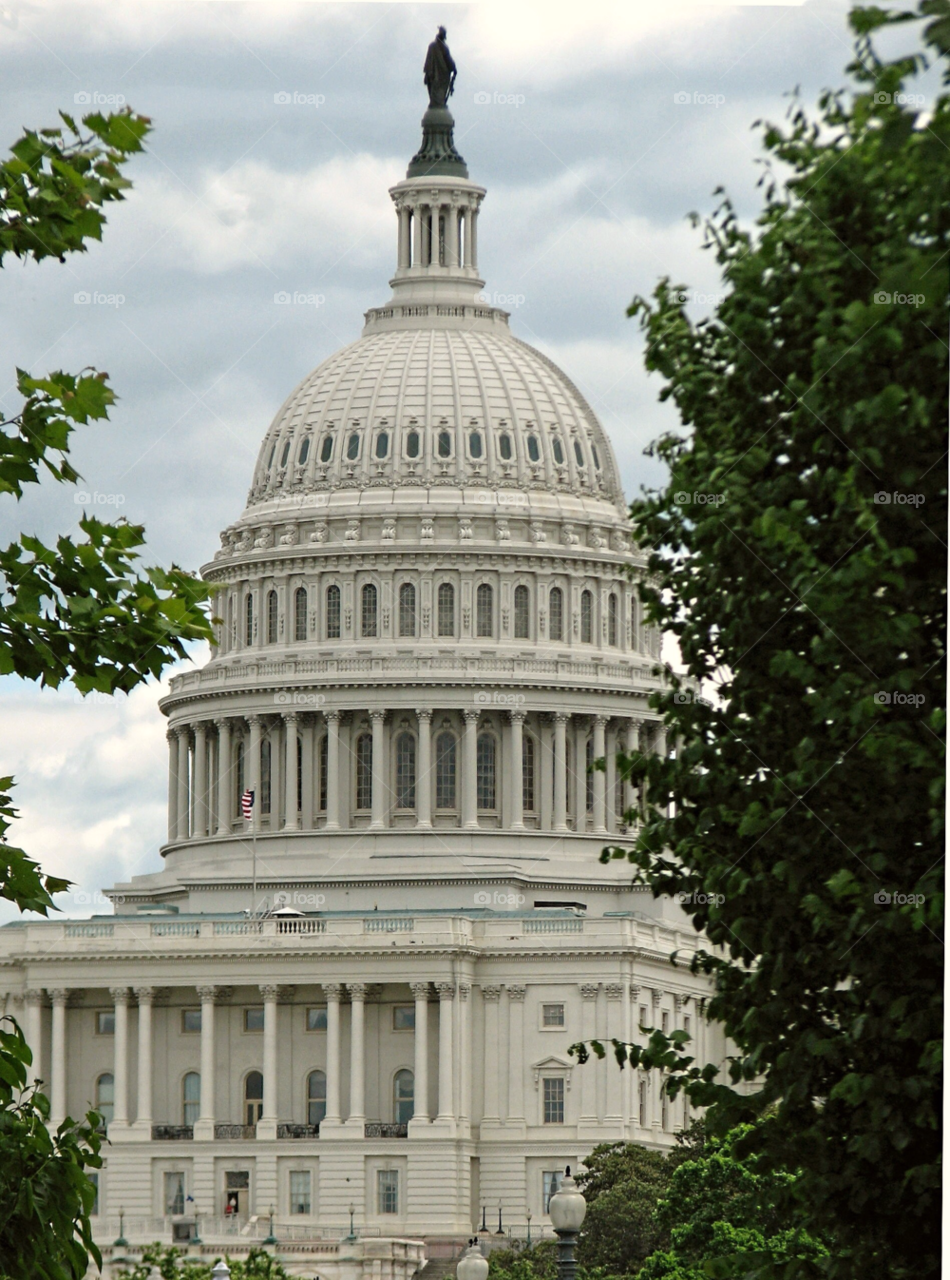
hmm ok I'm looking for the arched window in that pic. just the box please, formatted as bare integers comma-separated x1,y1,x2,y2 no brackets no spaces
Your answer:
592,444,601,470
267,442,276,469
399,583,416,637
523,734,536,813
574,440,585,467
297,735,303,815
294,587,307,642
307,1070,327,1126
395,732,416,809
298,436,310,465
326,584,341,639
280,439,291,467
552,437,564,465
437,582,455,637
514,584,530,639
375,432,389,459
477,733,496,810
235,740,245,817
245,593,254,646
361,583,377,637
356,733,373,810
406,430,420,458
549,587,563,642
580,590,593,644
96,1072,114,1127
346,433,360,461
261,739,272,815
469,431,483,459
499,433,512,460
437,430,451,458
183,1071,200,1126
476,584,493,637
320,434,333,463
608,593,618,647
245,1071,264,1125
267,589,278,644
527,435,540,463
586,737,594,814
435,732,457,810
393,1069,414,1124
318,735,328,812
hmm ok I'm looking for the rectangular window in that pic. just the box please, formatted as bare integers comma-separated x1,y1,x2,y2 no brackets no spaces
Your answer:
684,1016,691,1037
542,1077,565,1124
244,1007,265,1032
326,586,341,639
318,734,328,812
542,1003,565,1027
639,1005,648,1030
89,1172,99,1216
307,1007,328,1031
437,583,454,636
164,1171,186,1216
377,1169,399,1215
96,1011,115,1035
356,733,373,811
393,1005,415,1031
181,1009,201,1033
289,1170,311,1215
542,1170,562,1213
639,1077,647,1127
661,1011,669,1034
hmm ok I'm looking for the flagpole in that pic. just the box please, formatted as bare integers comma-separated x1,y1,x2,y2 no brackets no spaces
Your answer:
251,791,258,916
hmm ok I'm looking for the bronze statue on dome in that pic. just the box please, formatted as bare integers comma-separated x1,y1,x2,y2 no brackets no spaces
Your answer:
424,26,457,108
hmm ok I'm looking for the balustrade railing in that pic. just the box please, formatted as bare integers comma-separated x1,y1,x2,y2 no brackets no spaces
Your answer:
363,1122,408,1138
277,1123,320,1138
213,1123,257,1139
151,1124,194,1140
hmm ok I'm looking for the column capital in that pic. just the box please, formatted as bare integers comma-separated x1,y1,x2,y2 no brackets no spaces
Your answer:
509,709,526,725
259,983,280,1001
436,982,456,1000
247,714,264,727
594,714,608,728
410,981,430,1000
323,982,344,1000
630,985,641,1002
23,988,44,1006
674,993,688,1010
282,710,300,725
214,715,232,729
196,985,218,1002
347,982,368,1000
579,982,600,1001
326,709,341,725
554,711,571,724
48,988,70,1006
415,707,433,721
193,720,209,737
133,986,155,1004
481,985,502,1002
463,708,480,725
605,983,624,1001
370,709,386,724
507,984,527,1002
651,987,663,1006
174,724,191,741
166,728,177,744
458,982,471,1000
109,986,130,1005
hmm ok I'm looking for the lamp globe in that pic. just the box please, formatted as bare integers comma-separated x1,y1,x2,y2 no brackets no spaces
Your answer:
548,1168,586,1233
457,1239,490,1280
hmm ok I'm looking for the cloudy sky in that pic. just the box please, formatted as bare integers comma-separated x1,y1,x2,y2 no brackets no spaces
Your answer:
0,0,873,918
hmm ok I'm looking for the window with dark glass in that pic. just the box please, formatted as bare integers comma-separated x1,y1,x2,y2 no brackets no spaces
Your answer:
591,444,601,469
182,1071,200,1125
356,733,373,810
476,583,493,637
514,584,530,639
267,589,278,644
307,1070,326,1126
469,431,483,458
267,443,276,469
552,437,564,465
574,440,585,466
399,582,416,637
96,1073,114,1126
320,435,333,462
395,732,416,809
438,430,451,458
435,732,457,809
318,735,328,811
393,1071,414,1125
580,589,593,643
543,1077,565,1124
523,735,535,812
306,1007,327,1031
378,1168,400,1214
527,435,540,462
298,436,310,465
261,739,272,814
549,586,563,641
477,733,496,810
346,433,360,460
280,439,291,467
437,582,455,636
361,583,377,637
406,430,420,458
586,737,594,813
499,432,512,460
290,1169,312,1214
294,586,307,641
326,584,341,639
245,1070,264,1124
245,593,254,646
375,432,389,459
608,593,618,646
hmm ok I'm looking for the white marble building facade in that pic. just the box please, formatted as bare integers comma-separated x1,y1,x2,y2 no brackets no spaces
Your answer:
0,85,722,1260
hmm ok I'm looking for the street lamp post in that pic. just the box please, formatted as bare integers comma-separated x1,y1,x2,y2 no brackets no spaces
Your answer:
211,1262,231,1280
526,1209,533,1247
548,1168,586,1280
263,1204,277,1247
457,1239,489,1280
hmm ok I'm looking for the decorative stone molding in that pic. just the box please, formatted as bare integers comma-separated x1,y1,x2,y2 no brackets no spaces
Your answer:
109,987,130,1005
435,982,456,1000
507,985,527,1002
481,985,502,1002
580,983,599,1000
605,983,623,1001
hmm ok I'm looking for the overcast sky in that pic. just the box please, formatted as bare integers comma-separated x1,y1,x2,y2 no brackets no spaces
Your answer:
0,0,871,918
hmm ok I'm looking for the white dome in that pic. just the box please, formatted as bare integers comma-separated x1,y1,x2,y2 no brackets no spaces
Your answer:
245,322,625,514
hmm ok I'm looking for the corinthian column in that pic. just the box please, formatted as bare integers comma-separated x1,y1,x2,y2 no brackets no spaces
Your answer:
462,710,479,829
481,986,502,1124
193,722,208,838
415,708,433,829
593,716,607,834
324,983,343,1122
215,718,232,835
48,988,68,1127
167,730,179,843
24,989,43,1087
175,727,190,841
625,719,641,819
325,712,341,830
110,987,130,1129
133,987,153,1131
258,984,279,1139
283,711,299,831
436,983,455,1123
507,985,526,1123
579,984,598,1124
348,983,366,1125
248,715,263,832
510,711,525,831
410,982,430,1125
195,985,217,1139
553,714,568,832
370,710,386,830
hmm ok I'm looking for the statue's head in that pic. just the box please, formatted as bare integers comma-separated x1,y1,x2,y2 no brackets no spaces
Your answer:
438,25,447,39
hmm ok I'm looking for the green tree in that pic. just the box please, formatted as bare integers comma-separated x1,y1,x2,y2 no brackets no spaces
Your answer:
573,4,947,1278
574,1142,679,1275
117,1245,291,1280
0,109,213,1280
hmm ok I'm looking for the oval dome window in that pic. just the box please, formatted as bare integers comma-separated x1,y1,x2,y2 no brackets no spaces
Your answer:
298,437,310,465
574,440,585,466
347,433,360,460
406,431,420,458
280,440,291,467
438,431,451,458
552,437,564,465
267,443,276,469
499,433,512,461
469,431,483,459
376,432,389,459
320,435,334,463
527,435,540,463
592,444,601,470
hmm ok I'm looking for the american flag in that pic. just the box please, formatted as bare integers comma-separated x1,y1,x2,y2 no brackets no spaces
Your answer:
240,789,255,821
